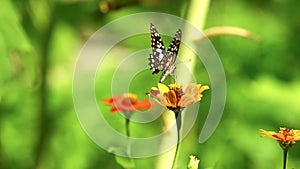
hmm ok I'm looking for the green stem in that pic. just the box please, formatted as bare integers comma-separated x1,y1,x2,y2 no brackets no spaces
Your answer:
125,116,132,158
171,136,181,169
35,4,56,168
282,149,288,169
125,118,130,137
171,109,183,169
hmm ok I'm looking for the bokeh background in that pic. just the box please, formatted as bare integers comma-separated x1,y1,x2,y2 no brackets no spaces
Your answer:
1,0,300,169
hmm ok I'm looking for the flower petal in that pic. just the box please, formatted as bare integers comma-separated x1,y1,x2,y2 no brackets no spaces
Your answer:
102,97,113,105
102,93,154,113
150,89,161,96
293,130,300,141
259,129,278,139
185,83,198,95
149,82,209,110
164,90,178,108
180,95,197,107
260,128,300,145
157,83,170,93
134,99,155,110
110,107,119,113
199,85,210,93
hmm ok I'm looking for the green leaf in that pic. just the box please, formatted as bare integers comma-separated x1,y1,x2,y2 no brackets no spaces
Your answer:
0,0,38,92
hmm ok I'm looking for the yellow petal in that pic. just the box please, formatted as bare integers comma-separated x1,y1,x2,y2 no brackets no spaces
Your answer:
158,83,170,93
293,130,300,141
199,85,210,93
259,129,277,139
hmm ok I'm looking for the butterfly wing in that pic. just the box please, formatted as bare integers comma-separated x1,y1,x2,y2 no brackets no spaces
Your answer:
166,29,182,60
148,23,182,82
149,23,166,74
158,29,182,82
159,64,176,83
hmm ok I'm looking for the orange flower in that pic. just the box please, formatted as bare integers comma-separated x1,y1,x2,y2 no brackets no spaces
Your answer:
149,83,209,111
102,93,154,113
260,128,300,146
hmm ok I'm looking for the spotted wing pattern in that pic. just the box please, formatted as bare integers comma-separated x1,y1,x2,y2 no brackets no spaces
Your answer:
148,23,182,82
149,23,166,74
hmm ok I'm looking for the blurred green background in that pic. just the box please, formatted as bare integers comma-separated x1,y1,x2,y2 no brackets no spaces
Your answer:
1,0,300,169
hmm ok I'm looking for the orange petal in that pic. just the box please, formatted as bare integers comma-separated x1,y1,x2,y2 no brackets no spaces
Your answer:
157,94,169,106
259,129,278,140
185,84,209,99
123,93,137,102
164,90,178,108
110,107,119,113
185,83,198,95
272,133,285,141
180,95,196,107
102,97,113,105
134,99,155,110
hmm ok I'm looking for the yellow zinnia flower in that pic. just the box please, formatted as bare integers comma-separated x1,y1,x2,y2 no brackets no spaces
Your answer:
260,127,300,149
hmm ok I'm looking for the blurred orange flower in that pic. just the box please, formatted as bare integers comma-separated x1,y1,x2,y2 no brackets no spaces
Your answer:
260,127,300,145
149,83,209,110
102,93,154,113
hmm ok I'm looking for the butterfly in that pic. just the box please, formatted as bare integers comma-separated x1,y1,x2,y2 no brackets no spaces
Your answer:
148,23,182,83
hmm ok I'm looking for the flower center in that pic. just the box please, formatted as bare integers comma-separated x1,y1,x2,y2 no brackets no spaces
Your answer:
169,86,183,101
281,129,294,140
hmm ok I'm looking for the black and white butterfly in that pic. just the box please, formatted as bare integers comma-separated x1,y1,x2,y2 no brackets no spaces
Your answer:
148,23,182,83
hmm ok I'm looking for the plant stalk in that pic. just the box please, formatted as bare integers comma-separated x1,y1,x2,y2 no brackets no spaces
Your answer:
177,0,211,86
125,117,130,137
171,109,183,169
282,149,288,169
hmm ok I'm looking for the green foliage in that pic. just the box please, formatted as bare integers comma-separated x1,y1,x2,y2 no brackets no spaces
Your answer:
115,155,136,168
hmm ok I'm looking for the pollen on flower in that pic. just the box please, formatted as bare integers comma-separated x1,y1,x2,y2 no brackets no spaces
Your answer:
168,83,182,89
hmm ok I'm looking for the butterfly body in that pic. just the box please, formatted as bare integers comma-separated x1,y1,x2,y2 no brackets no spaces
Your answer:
148,23,182,82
